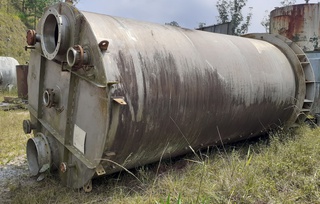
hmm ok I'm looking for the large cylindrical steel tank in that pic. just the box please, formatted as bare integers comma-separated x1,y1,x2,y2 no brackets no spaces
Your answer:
24,2,314,190
0,57,18,91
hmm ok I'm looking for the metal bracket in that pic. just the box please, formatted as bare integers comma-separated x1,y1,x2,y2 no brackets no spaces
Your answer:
95,164,106,176
83,179,92,193
107,81,120,86
112,97,127,105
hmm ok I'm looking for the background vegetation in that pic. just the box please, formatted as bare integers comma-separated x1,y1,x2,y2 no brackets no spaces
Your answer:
0,11,29,64
216,0,252,35
0,92,30,165
0,0,59,64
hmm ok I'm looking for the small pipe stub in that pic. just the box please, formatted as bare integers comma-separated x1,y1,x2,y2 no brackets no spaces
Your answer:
99,40,109,51
23,119,35,134
26,29,37,46
26,133,52,176
25,46,36,51
67,45,89,69
60,162,75,173
43,89,56,108
60,162,67,173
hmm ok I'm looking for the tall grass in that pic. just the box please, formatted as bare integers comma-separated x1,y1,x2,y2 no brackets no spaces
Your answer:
5,126,320,203
1,91,320,203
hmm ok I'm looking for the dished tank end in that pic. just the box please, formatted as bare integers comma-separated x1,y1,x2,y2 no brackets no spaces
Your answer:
243,33,316,126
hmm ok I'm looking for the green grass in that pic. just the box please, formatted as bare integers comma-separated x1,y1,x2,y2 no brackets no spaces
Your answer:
2,91,320,203
0,91,30,165
7,126,320,203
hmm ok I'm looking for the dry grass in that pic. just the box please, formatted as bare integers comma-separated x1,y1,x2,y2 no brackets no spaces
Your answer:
1,91,320,203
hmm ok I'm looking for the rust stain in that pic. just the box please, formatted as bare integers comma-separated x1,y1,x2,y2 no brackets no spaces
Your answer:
270,4,320,51
272,5,305,41
16,65,28,99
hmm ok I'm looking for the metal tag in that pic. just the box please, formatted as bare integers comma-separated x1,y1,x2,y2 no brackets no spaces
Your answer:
113,97,127,105
73,124,86,154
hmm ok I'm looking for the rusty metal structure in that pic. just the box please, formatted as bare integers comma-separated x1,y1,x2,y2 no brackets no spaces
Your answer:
270,3,320,52
0,57,18,91
23,2,316,191
270,3,320,114
16,65,29,99
0,62,28,110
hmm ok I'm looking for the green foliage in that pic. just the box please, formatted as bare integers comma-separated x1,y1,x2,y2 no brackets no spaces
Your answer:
157,194,182,204
0,12,30,64
261,10,270,33
23,0,60,28
216,0,253,35
261,0,297,33
0,92,30,165
280,0,296,6
0,0,62,63
165,21,180,27
216,0,230,24
198,22,206,28
0,0,60,29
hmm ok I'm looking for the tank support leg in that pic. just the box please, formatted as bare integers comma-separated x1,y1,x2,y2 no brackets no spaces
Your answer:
83,179,92,192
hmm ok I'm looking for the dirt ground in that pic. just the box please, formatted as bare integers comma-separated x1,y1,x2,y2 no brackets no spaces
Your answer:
0,155,32,203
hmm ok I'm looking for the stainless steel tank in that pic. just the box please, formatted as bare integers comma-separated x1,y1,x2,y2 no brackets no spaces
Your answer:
24,2,314,190
0,57,18,91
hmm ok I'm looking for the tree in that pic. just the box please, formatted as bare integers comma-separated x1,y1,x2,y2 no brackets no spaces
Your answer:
66,0,81,4
165,21,180,27
261,10,270,33
216,0,253,35
24,0,60,28
198,22,206,28
2,0,80,28
280,0,296,6
260,0,296,33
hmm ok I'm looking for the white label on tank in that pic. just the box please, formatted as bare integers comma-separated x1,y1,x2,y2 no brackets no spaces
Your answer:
73,124,86,154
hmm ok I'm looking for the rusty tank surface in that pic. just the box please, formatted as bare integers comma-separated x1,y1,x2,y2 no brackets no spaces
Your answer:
270,3,320,52
24,2,315,190
270,3,320,115
16,65,28,99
